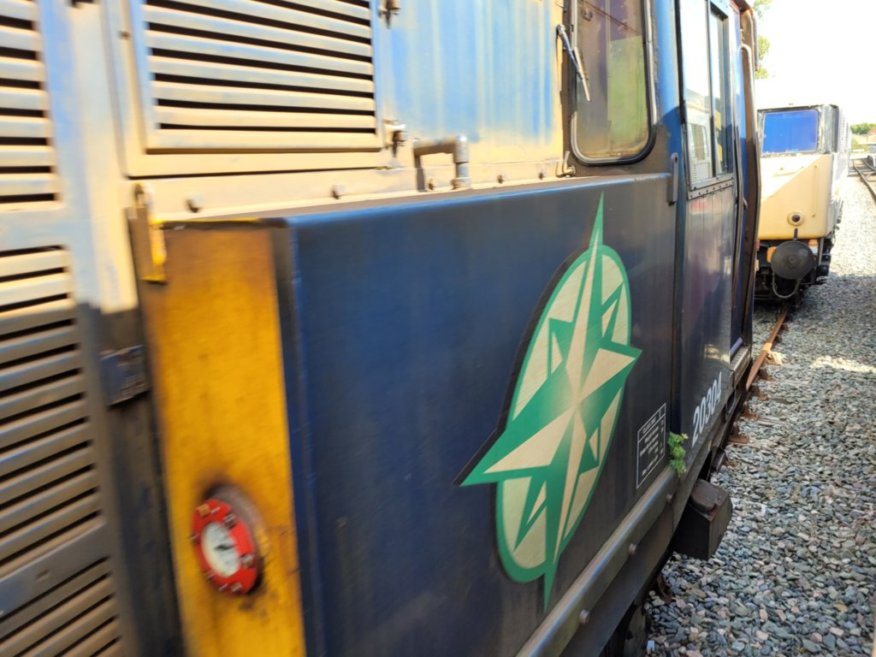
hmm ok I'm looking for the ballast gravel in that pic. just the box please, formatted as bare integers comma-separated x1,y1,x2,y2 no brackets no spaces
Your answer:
646,176,876,657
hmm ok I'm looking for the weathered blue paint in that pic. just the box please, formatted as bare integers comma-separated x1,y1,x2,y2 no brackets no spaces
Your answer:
653,0,684,157
375,0,555,146
275,177,675,657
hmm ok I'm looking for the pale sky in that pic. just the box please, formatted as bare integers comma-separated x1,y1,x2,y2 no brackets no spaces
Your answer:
755,0,876,124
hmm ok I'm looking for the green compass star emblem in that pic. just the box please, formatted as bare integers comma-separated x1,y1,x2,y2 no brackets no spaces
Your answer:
462,196,640,607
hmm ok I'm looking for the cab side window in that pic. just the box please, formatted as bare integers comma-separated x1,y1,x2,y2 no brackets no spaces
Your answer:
710,10,732,174
572,0,651,162
680,0,733,185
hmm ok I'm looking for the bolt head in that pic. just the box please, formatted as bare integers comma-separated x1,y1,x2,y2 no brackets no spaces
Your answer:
186,195,204,213
579,610,590,626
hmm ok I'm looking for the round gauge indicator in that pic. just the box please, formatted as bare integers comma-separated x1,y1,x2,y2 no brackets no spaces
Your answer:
201,522,241,577
190,487,262,595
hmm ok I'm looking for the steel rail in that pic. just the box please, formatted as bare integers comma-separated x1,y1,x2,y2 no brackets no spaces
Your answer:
745,304,790,390
853,160,876,203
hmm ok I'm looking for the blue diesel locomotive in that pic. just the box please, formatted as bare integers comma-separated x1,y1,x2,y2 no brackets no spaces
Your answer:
0,1,760,656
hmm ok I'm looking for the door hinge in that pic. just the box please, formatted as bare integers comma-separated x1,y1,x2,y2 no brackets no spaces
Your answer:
100,345,150,406
129,183,167,284
668,153,679,205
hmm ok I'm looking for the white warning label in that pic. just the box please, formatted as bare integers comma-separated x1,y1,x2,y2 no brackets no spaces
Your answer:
636,403,667,488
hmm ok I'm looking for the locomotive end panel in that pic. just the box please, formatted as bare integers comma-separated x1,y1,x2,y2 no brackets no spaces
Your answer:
759,154,835,239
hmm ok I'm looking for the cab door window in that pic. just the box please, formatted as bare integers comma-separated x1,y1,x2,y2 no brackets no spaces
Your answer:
572,0,651,162
680,0,734,185
710,10,732,174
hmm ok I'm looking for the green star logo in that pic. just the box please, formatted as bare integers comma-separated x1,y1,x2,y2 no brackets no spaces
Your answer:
462,196,640,607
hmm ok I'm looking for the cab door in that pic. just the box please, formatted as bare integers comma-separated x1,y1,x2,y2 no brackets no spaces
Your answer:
674,0,739,453
729,6,760,362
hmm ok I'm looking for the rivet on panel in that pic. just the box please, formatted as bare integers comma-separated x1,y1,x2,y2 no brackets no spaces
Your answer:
629,543,638,556
186,195,204,213
579,610,590,626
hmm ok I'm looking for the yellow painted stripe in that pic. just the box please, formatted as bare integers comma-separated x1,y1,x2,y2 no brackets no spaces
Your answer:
141,227,305,657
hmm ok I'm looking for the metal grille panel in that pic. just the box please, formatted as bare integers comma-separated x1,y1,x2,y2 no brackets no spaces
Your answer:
0,249,122,657
133,0,379,151
0,0,59,207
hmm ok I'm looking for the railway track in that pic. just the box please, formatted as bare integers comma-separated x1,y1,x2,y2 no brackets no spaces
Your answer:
722,305,791,450
745,303,791,391
852,159,876,202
